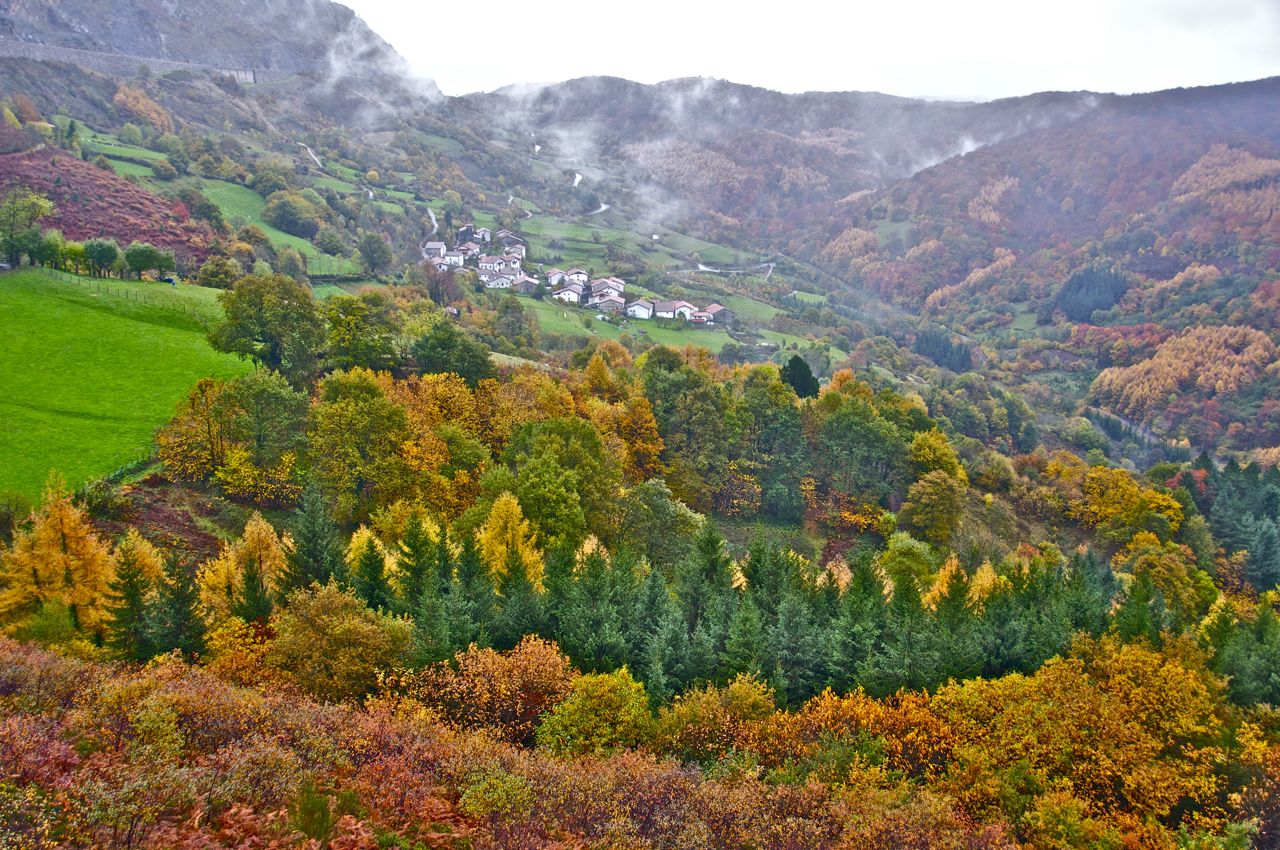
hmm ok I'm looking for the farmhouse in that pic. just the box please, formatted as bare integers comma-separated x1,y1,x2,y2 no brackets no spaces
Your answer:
565,268,589,285
479,255,508,272
474,227,492,243
444,251,466,267
653,300,697,320
422,241,446,258
429,257,451,273
552,283,585,303
594,294,625,313
704,303,735,326
625,299,655,319
546,268,566,286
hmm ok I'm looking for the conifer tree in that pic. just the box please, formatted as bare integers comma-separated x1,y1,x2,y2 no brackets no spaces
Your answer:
145,559,206,658
490,547,545,650
720,594,767,678
558,549,629,672
1247,518,1280,592
862,571,943,696
105,531,161,661
233,556,273,623
828,553,884,691
281,482,341,595
1115,573,1163,644
396,514,436,614
769,590,825,706
353,535,394,612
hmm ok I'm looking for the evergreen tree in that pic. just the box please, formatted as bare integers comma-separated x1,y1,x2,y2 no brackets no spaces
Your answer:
675,521,734,645
411,579,451,665
145,559,206,658
720,594,767,678
105,549,153,661
1247,518,1280,592
862,572,943,696
780,354,820,398
828,553,885,691
281,482,341,596
541,545,578,634
1115,573,1162,644
353,536,394,612
629,568,674,667
1062,549,1115,636
933,565,982,681
456,533,496,625
490,548,545,650
768,590,825,705
558,549,629,672
233,555,273,623
639,605,691,705
396,515,436,614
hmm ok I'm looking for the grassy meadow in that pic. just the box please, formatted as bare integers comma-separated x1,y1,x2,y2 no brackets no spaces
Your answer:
0,270,248,502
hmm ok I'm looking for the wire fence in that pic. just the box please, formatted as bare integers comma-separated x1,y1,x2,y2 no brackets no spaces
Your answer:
14,266,219,328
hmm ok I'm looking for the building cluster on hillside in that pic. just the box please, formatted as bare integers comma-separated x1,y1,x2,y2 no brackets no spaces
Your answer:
422,225,540,293
420,220,735,327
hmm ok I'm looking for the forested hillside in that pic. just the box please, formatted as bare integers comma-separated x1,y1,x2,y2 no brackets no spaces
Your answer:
3,2,1280,847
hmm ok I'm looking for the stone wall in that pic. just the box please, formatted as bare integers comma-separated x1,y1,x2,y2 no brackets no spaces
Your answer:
0,39,296,84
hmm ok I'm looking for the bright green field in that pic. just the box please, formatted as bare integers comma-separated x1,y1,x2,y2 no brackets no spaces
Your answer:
0,271,249,502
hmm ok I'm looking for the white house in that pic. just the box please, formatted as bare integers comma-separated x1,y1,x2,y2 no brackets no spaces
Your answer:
423,241,446,259
459,241,481,258
484,273,515,290
506,243,527,260
653,300,697,320
478,255,507,272
591,278,625,298
625,299,655,320
565,268,589,285
474,227,493,243
503,254,523,271
444,251,466,267
552,283,584,304
546,268,566,287
429,257,451,273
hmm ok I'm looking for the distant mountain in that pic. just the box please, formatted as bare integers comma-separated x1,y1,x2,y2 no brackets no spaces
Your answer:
0,0,395,75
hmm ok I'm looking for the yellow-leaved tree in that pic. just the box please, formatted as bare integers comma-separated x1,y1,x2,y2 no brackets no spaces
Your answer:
198,512,289,621
0,476,116,636
477,492,543,590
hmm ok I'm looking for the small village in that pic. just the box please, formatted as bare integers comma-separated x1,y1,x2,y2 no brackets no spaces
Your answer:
420,222,736,329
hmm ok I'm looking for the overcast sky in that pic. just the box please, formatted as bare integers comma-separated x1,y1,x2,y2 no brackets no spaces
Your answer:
343,0,1280,99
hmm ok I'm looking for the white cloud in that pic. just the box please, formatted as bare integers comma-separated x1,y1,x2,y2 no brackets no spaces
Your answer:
342,0,1280,99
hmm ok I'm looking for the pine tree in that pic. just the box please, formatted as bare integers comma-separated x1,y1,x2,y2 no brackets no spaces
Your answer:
768,590,825,706
396,514,436,615
411,579,451,665
1115,573,1162,644
105,547,154,661
557,549,629,672
281,482,341,596
145,559,206,658
233,555,273,623
639,606,691,704
828,554,884,691
1247,518,1280,592
456,533,496,624
353,536,394,612
720,594,767,678
490,547,545,650
862,572,943,696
